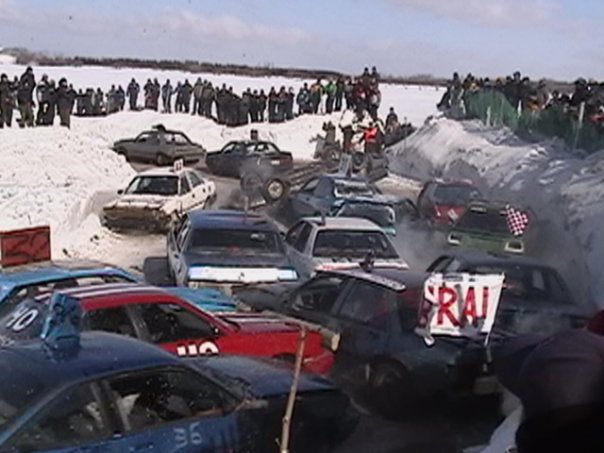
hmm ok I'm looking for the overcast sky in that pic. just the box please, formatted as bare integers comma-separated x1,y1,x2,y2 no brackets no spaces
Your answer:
0,0,602,80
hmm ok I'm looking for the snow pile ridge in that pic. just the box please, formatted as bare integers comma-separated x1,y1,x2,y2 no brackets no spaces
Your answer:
390,117,603,307
0,126,135,259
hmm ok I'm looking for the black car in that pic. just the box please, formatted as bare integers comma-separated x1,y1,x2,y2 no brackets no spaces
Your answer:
426,251,589,335
236,267,492,418
205,140,293,178
113,125,206,166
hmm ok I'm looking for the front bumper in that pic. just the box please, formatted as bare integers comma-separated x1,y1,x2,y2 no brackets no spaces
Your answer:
102,208,172,233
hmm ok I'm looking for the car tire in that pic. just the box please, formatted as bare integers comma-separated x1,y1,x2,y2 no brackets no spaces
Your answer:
367,361,416,420
351,151,367,172
323,146,341,170
262,178,289,203
155,153,169,167
241,173,262,193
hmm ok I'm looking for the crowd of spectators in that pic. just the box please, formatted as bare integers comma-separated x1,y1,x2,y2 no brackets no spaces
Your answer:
0,65,384,129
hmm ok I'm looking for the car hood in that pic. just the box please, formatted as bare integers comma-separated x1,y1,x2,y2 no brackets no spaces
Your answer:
190,355,334,398
104,194,171,210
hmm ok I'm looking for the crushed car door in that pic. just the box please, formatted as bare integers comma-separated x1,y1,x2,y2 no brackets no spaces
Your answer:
102,366,246,453
291,178,321,217
179,174,196,212
284,222,314,278
168,218,191,286
331,280,393,367
186,170,210,209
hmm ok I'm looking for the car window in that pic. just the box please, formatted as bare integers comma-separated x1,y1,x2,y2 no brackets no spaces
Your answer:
136,132,154,143
187,171,203,187
426,256,454,273
86,306,138,338
456,208,510,234
107,367,236,433
442,258,465,273
188,228,284,254
314,178,333,198
171,133,190,145
472,265,553,302
313,230,399,259
125,176,179,196
395,287,422,332
285,222,305,247
337,282,390,329
300,178,319,193
289,276,346,314
0,300,47,342
221,143,235,154
294,223,313,252
10,383,109,451
180,176,191,195
433,185,482,205
544,270,571,304
138,303,216,344
177,221,191,250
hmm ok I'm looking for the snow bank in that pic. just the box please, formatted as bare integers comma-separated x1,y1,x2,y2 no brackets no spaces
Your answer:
0,126,135,259
0,63,442,123
0,54,16,65
389,118,604,307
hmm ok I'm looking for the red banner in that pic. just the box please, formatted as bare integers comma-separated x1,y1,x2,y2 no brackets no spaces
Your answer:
0,226,51,268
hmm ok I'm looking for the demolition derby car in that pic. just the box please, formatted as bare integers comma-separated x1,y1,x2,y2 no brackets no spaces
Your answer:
167,210,298,292
0,329,355,452
283,216,408,279
112,125,206,165
102,166,216,232
205,139,294,178
0,283,335,375
0,260,140,317
447,201,531,254
282,174,418,234
416,179,482,227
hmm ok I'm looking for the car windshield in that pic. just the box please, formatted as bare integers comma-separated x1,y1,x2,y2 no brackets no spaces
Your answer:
189,229,284,254
334,180,376,197
336,203,394,227
455,208,510,234
0,300,48,343
313,230,399,259
125,175,178,196
0,355,47,429
433,185,481,205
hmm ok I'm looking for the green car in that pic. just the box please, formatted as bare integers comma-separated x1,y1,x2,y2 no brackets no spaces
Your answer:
447,201,529,254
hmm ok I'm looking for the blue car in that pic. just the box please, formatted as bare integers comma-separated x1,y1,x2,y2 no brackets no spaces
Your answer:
0,303,355,452
167,210,298,293
0,260,141,316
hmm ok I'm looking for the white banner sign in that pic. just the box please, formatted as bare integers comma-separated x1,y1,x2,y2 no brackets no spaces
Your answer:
415,273,504,345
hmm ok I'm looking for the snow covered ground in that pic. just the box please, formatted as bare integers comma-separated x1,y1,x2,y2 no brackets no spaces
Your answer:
0,61,442,124
389,117,604,308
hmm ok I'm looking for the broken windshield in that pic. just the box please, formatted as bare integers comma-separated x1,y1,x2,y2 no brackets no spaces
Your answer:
125,176,178,196
313,230,399,259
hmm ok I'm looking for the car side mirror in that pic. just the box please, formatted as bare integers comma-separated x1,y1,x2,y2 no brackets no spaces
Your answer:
117,189,124,195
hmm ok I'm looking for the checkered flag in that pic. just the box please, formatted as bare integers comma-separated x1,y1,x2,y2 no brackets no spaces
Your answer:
505,205,529,237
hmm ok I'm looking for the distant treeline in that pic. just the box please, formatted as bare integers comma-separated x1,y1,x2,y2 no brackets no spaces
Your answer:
4,47,574,92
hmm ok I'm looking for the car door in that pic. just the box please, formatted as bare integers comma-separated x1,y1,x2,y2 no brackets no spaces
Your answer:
6,382,118,453
417,182,435,218
128,132,154,160
284,221,314,278
178,174,196,212
186,170,209,209
290,178,321,218
101,366,246,453
167,217,192,286
331,280,393,367
313,177,335,214
133,301,223,357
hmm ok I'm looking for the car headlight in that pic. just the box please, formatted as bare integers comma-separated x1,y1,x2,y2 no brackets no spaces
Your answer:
448,233,462,245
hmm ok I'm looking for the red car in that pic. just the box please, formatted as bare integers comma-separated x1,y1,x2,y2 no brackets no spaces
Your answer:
0,283,334,375
416,179,482,227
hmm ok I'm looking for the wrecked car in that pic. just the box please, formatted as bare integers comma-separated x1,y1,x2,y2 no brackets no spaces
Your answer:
283,216,408,279
167,210,299,293
447,201,530,254
416,179,482,227
112,124,206,165
102,167,216,232
205,140,293,178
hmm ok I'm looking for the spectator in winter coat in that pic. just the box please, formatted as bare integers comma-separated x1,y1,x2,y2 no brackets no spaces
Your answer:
324,80,336,114
370,66,380,86
268,87,278,123
143,79,154,110
258,89,267,122
0,74,15,128
296,84,310,115
106,85,118,114
17,67,36,127
201,82,215,118
310,79,323,114
286,87,295,120
335,77,345,112
161,80,174,113
56,78,75,128
36,75,52,126
192,78,204,115
116,86,125,111
241,89,252,125
127,78,140,110
180,80,193,113
275,87,287,122
75,89,85,116
385,107,399,132
344,79,355,110
93,88,105,116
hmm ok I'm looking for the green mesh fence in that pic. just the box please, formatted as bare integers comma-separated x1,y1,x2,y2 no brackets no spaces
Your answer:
463,91,604,153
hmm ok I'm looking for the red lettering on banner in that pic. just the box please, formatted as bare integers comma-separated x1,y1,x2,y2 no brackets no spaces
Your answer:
0,227,51,268
437,286,460,327
482,286,490,319
462,287,478,326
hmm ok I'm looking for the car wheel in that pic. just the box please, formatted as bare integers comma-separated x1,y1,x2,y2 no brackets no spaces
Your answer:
241,173,262,193
351,151,367,172
155,153,169,166
262,178,289,203
367,361,416,419
323,146,341,170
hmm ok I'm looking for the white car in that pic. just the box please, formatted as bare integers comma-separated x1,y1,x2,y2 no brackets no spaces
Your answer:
283,216,408,278
102,167,216,232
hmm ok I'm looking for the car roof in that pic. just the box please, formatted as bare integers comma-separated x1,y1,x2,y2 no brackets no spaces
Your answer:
0,262,137,286
226,140,273,146
188,210,280,232
303,216,382,231
2,331,179,388
136,167,195,177
427,178,477,187
439,250,546,268
318,267,426,291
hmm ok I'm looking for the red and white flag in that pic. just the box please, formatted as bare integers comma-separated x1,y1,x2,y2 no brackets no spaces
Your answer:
505,205,529,237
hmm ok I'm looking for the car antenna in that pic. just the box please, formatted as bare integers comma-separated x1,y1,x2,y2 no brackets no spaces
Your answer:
40,292,83,362
360,250,376,273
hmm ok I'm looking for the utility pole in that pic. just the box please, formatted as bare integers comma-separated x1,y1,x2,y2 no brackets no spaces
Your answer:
279,326,308,453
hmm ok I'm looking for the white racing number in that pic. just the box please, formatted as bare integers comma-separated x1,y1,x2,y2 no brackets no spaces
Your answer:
174,422,203,450
5,305,39,333
176,341,219,357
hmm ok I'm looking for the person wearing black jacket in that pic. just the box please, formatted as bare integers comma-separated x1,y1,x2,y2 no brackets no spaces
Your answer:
258,89,267,122
0,74,15,128
267,87,278,123
17,67,35,127
56,78,75,128
127,78,140,110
